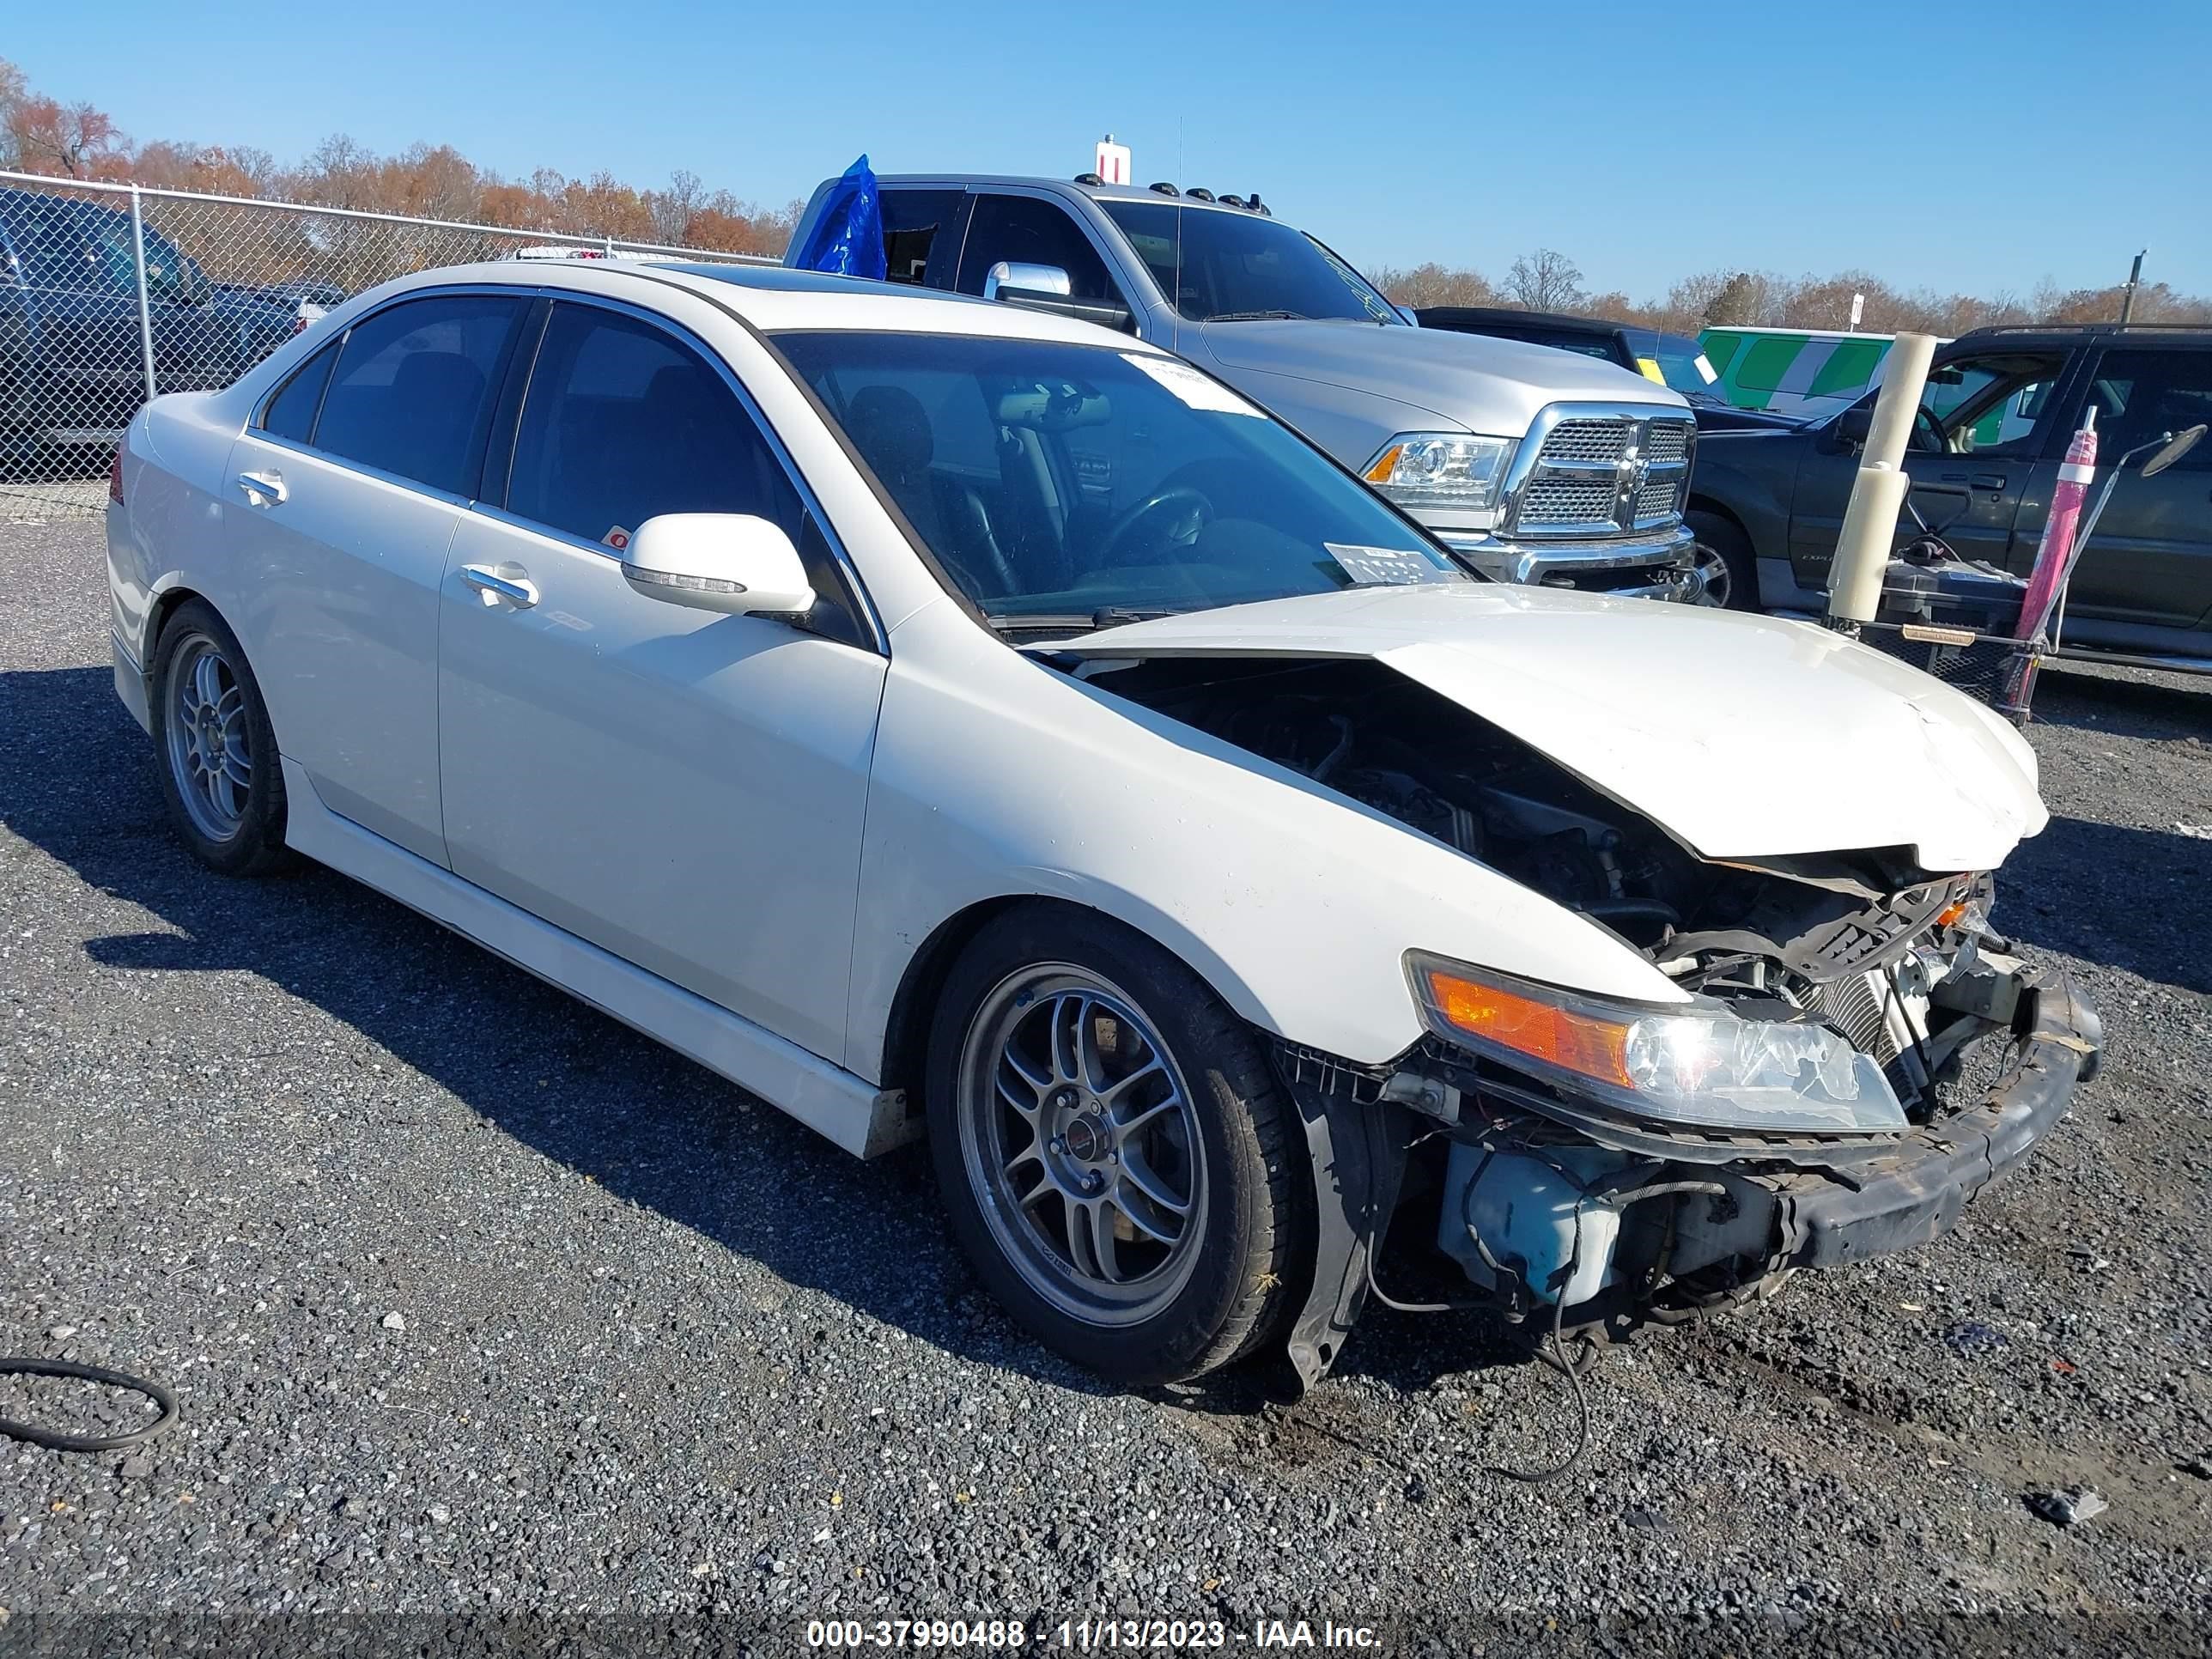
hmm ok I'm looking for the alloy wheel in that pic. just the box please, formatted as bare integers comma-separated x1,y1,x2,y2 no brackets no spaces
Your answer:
956,966,1207,1326
165,634,252,842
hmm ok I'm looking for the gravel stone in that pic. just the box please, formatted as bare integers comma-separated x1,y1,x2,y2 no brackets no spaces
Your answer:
3,519,2210,1646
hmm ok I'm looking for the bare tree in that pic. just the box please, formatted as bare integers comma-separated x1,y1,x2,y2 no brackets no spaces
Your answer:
651,168,707,245
1504,248,1585,311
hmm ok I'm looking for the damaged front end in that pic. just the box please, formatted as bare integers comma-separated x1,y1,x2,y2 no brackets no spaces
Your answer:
1078,654,2100,1386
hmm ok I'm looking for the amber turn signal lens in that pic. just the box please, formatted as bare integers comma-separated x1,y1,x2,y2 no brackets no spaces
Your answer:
1363,444,1403,483
1935,901,1969,929
1422,969,1634,1089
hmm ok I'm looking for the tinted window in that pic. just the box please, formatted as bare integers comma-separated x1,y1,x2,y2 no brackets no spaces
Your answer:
78,208,198,301
1917,352,2064,456
879,189,963,287
2082,349,2212,471
261,341,339,441
1097,201,1400,325
313,294,522,495
778,331,1458,622
6,198,91,294
956,195,1121,303
506,302,802,548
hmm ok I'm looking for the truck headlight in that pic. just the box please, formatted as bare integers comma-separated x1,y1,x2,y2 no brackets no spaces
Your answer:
1408,953,1906,1135
1362,433,1515,512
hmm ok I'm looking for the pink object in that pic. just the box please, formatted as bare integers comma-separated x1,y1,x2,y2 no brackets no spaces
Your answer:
2017,409,2099,639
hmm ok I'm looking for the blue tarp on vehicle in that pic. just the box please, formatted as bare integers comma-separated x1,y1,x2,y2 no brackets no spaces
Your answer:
790,155,886,281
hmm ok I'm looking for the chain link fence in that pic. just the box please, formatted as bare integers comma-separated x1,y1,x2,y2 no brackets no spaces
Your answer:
0,169,777,521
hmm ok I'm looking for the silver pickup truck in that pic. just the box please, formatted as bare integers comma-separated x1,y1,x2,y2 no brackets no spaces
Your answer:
787,174,1706,600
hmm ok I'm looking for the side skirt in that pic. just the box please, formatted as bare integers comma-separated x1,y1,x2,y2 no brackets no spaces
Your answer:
278,757,916,1159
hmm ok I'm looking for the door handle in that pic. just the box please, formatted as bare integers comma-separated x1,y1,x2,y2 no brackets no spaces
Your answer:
235,469,287,505
1941,470,2008,492
460,563,539,608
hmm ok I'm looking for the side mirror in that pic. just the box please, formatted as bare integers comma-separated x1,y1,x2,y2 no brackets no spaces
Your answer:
1394,305,1419,327
983,260,1070,303
2141,422,2207,478
622,514,817,617
982,258,1135,333
1829,404,1874,449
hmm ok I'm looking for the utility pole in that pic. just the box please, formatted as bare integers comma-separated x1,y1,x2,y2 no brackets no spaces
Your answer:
2119,250,2145,324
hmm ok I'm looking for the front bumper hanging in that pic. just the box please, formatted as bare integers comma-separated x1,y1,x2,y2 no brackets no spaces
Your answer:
1772,967,2101,1267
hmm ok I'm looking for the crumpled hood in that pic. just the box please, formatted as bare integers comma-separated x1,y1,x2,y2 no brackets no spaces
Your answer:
1047,583,2047,872
1192,319,1686,433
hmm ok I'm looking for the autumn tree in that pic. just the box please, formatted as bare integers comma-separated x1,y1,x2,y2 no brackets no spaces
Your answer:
1368,262,1499,308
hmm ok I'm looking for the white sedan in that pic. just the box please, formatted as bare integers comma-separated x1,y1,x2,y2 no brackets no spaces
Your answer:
106,260,2099,1389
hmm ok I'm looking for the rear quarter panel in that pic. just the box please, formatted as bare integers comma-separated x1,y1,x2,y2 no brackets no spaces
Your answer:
108,391,248,671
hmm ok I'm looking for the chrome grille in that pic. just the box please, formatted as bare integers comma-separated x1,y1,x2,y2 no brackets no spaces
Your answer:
1633,478,1680,524
1506,407,1696,539
1539,419,1632,464
1520,478,1621,526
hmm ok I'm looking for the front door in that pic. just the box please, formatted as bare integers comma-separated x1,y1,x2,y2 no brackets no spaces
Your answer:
436,298,886,1066
1786,348,2072,589
225,289,529,864
2058,344,2212,640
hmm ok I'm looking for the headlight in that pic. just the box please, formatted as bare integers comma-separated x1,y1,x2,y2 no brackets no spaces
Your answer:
1362,433,1515,512
1408,953,1906,1135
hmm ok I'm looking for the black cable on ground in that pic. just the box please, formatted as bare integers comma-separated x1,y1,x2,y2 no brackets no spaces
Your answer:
0,1358,179,1452
1479,1200,1593,1486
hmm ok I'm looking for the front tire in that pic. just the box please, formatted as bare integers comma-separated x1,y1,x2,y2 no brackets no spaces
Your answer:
1686,509,1759,611
152,600,295,877
926,906,1310,1385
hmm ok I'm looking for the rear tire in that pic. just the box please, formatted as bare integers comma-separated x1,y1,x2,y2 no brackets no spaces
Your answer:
151,600,295,877
925,905,1310,1385
1687,509,1759,611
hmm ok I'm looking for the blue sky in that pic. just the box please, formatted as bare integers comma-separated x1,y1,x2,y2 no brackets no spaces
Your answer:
11,0,2209,300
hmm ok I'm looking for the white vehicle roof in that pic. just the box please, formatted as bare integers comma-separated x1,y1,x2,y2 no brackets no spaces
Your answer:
356,258,1172,351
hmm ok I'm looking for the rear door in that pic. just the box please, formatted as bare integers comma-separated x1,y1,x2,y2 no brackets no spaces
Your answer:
1785,348,2073,587
224,288,530,864
876,187,969,289
2062,343,2212,634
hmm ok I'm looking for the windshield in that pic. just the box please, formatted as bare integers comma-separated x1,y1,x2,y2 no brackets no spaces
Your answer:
775,331,1462,625
1097,201,1400,325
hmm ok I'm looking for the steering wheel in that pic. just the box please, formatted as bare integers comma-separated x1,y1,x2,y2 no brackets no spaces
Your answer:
1911,406,1947,454
1098,485,1213,565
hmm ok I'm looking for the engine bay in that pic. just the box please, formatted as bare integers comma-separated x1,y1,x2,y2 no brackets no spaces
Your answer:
1081,653,1986,1119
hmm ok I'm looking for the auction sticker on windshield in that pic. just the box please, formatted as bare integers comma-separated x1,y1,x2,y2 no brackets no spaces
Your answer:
1121,353,1262,416
1325,543,1452,586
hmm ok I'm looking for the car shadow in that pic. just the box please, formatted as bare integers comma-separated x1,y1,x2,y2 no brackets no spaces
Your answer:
1999,811,2212,994
0,663,1510,1415
2030,660,2212,743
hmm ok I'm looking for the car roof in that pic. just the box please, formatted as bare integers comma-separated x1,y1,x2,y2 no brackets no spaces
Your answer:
1418,306,1620,337
1954,322,2212,345
870,173,1272,220
373,258,1167,350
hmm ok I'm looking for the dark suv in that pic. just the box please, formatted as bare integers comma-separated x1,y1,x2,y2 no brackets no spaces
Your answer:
1689,325,2212,666
0,184,295,465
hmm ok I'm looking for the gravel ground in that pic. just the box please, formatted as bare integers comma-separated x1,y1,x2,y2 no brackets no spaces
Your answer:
2,519,2209,1653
